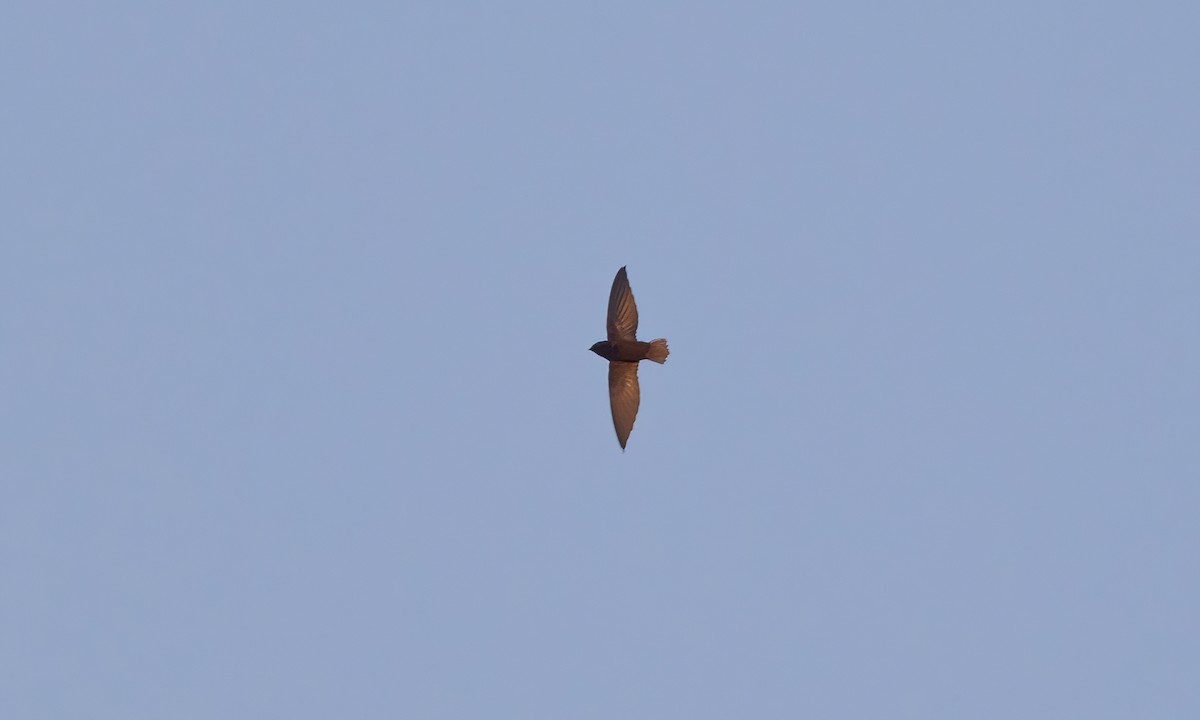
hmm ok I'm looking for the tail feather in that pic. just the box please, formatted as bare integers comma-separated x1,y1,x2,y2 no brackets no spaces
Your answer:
646,338,669,364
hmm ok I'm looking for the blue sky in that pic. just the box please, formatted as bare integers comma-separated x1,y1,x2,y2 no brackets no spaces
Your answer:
3,2,1198,717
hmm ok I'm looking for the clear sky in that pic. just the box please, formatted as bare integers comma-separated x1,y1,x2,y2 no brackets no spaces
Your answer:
3,2,1198,717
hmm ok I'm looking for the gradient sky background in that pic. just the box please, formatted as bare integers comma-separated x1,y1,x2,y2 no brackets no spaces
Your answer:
3,2,1198,718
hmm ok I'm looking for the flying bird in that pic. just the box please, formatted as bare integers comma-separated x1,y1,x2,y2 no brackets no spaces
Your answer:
589,266,669,450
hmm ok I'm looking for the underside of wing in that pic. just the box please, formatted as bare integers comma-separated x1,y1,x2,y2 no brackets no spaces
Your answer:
607,361,640,450
607,266,639,342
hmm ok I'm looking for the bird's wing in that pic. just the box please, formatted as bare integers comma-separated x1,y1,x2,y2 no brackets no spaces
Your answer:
606,266,639,342
608,361,641,450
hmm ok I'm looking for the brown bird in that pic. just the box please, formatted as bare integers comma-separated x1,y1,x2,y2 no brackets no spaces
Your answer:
589,266,669,449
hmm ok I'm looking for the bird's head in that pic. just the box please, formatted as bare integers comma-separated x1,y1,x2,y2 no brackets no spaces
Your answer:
589,341,609,357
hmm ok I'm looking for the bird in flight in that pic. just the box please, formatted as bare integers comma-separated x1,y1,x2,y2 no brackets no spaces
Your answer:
589,266,669,450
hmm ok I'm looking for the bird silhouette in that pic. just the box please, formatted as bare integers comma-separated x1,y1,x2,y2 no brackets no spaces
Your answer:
589,266,669,449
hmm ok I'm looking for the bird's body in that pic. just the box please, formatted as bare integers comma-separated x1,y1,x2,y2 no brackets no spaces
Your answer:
588,339,665,364
589,266,669,450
